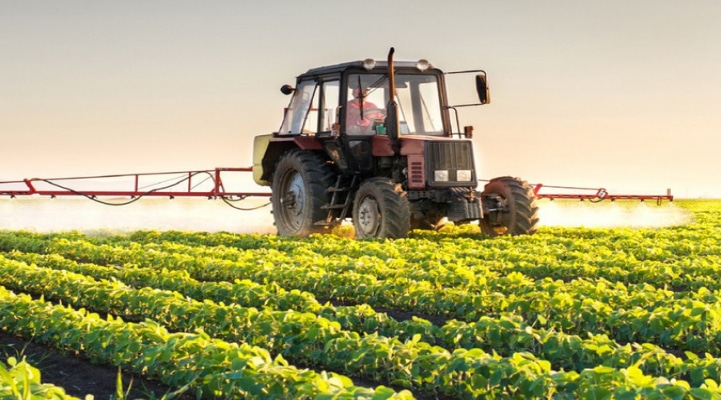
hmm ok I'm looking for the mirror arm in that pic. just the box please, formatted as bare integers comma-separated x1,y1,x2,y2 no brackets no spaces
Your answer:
448,103,484,108
444,106,461,137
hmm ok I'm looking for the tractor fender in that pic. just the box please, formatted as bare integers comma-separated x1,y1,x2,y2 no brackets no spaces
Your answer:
252,134,273,186
253,135,323,185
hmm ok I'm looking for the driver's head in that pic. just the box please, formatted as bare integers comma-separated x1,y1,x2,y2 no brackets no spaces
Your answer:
352,87,366,99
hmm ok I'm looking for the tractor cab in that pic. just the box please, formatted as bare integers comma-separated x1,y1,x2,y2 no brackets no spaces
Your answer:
279,59,447,137
253,49,537,239
272,58,487,175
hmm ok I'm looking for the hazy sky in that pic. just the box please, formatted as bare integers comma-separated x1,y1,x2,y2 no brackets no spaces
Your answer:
2,1,720,198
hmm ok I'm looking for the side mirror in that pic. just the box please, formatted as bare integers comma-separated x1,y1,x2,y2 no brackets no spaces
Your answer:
280,84,295,95
475,74,491,105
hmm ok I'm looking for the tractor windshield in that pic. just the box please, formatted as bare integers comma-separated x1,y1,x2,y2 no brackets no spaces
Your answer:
394,73,444,135
345,72,444,136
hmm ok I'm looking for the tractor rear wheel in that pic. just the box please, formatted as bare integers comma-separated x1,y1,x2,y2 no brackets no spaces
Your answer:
271,150,335,237
352,178,411,239
480,176,539,236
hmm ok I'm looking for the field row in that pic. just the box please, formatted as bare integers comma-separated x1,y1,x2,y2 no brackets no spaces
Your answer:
4,260,721,399
4,248,721,370
1,200,720,398
3,232,721,357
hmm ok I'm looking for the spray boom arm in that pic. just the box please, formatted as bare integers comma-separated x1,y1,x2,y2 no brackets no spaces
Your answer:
0,168,270,209
2,170,672,207
532,183,673,205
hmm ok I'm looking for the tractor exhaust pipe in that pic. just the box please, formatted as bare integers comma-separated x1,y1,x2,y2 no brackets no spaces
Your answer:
386,47,400,147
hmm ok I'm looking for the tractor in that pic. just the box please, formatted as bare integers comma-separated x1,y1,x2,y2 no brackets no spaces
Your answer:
252,48,539,239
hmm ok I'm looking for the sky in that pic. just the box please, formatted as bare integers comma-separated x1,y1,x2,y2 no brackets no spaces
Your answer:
2,1,720,199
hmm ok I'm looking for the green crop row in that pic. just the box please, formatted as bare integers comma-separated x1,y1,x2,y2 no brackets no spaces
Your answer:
0,255,548,398
0,285,408,399
4,256,721,398
11,235,721,358
89,228,721,293
6,250,721,387
5,222,721,311
8,224,721,300
0,357,81,400
0,235,693,322
1,200,720,399
2,250,441,341
120,209,721,287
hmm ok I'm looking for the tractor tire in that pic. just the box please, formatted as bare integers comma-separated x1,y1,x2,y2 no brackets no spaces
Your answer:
352,178,411,239
480,176,539,237
271,149,335,237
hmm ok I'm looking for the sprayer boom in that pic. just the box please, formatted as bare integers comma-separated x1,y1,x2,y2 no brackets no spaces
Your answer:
533,183,673,205
0,168,270,200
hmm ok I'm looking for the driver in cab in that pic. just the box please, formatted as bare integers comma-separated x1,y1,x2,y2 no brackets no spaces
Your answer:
345,87,385,135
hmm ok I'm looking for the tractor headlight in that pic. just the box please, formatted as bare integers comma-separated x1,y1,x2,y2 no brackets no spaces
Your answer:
362,58,376,71
457,170,472,182
434,170,449,182
416,59,432,71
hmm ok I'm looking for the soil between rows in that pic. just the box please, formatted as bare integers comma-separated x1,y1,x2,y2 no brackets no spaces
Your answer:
0,332,193,399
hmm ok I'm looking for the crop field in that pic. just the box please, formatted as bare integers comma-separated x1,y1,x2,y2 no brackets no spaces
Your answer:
1,199,720,399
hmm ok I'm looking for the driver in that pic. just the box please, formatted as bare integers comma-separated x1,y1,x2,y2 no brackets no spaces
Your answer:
345,87,385,135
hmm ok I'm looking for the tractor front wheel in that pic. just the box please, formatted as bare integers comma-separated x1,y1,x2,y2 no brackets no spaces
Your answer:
352,178,411,239
480,176,539,236
271,150,335,237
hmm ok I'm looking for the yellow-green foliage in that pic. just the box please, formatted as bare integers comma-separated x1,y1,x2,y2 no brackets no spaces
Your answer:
0,200,720,399
0,357,80,400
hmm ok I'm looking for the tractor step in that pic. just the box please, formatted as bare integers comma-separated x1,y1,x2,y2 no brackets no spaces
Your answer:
321,204,347,210
323,175,358,222
314,220,335,226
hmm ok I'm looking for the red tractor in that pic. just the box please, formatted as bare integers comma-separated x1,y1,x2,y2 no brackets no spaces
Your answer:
0,48,672,228
252,48,539,239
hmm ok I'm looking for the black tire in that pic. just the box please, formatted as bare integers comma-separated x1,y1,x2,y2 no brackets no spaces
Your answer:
352,178,411,239
480,176,539,236
271,149,335,237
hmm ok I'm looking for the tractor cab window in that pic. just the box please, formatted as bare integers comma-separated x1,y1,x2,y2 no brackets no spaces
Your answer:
320,80,340,133
343,72,445,136
278,79,339,136
394,74,443,136
279,80,317,135
345,74,386,135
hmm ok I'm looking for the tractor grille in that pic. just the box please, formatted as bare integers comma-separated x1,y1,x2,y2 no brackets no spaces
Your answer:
426,140,476,187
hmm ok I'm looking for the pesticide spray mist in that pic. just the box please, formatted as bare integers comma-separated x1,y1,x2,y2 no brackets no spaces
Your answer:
1,198,277,235
536,199,692,228
1,197,692,235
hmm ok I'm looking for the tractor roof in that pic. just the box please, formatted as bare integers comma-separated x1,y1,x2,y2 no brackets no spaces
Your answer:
300,60,438,78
